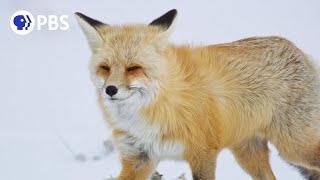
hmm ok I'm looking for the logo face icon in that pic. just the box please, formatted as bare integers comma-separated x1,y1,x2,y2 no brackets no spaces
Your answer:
10,10,35,35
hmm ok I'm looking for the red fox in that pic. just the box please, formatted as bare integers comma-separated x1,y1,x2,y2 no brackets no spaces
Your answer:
75,9,320,180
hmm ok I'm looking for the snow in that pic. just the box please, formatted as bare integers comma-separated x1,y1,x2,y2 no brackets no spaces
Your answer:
1,0,320,179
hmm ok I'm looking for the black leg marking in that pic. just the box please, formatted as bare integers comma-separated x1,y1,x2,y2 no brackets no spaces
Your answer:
192,173,201,180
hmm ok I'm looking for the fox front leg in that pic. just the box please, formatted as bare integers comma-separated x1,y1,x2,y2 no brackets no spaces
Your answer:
118,152,158,180
186,149,218,180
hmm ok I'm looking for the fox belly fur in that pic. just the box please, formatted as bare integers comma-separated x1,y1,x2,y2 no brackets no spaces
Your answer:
76,9,320,180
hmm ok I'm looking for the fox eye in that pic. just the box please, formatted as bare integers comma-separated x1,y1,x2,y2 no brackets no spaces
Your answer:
127,66,141,72
99,65,110,71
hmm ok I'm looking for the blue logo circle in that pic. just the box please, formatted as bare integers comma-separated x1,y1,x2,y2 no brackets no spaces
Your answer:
10,10,35,35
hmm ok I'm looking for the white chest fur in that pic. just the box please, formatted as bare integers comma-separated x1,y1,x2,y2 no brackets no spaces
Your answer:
106,100,184,160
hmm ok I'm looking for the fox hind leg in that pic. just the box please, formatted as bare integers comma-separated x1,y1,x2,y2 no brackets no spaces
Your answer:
231,136,276,180
287,146,320,180
292,165,320,180
270,127,320,179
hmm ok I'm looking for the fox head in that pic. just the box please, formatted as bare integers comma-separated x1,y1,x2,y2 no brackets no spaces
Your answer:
75,9,177,108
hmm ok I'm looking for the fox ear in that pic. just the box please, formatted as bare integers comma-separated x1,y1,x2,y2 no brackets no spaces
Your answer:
75,12,108,51
149,9,177,31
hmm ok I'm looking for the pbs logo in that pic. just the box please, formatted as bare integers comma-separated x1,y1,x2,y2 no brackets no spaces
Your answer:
10,10,69,35
10,10,35,35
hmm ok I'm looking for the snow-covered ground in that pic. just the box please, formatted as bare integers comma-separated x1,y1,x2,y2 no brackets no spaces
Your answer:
1,0,320,179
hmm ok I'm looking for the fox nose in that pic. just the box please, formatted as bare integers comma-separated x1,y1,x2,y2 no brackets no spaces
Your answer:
105,85,118,97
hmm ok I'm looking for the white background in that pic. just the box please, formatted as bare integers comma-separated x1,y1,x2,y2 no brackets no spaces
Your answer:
1,0,320,179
